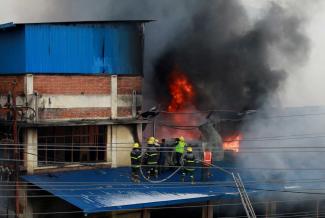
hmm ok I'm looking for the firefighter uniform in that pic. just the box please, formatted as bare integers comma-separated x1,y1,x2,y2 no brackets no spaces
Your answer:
145,137,159,179
182,147,196,184
130,143,142,183
175,136,186,166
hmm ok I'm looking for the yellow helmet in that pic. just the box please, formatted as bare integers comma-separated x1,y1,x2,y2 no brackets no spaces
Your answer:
187,147,193,152
147,136,155,144
179,136,185,142
133,143,140,148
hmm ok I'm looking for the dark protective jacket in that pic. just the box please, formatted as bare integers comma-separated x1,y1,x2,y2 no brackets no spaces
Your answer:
145,144,159,165
130,148,142,168
183,152,195,171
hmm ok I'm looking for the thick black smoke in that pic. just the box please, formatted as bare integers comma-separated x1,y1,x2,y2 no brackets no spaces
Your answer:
153,1,309,111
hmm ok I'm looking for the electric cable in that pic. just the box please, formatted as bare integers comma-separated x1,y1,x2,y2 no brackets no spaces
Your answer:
0,200,325,217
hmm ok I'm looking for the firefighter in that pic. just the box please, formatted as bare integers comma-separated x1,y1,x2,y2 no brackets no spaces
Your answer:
145,137,159,179
130,142,142,183
182,146,196,184
201,147,212,181
174,136,186,166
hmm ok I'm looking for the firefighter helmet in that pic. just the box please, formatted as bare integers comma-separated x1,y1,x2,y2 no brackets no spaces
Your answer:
179,136,185,142
187,147,193,152
147,137,155,144
133,143,140,148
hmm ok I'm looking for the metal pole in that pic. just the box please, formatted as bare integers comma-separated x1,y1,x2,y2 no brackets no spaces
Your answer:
11,81,19,218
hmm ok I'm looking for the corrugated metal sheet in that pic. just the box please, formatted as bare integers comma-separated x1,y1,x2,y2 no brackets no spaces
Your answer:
0,22,144,74
25,23,143,74
23,167,235,214
0,27,25,73
22,166,320,214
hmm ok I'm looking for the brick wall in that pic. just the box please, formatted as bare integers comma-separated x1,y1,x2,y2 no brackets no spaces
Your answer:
0,74,143,121
117,107,132,117
39,108,111,120
117,76,142,95
0,76,24,95
34,75,111,95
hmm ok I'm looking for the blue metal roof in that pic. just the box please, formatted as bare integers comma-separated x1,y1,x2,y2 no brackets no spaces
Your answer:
22,167,238,214
0,22,145,74
22,165,323,214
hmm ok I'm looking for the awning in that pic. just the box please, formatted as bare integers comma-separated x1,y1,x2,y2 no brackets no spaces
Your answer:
22,167,236,214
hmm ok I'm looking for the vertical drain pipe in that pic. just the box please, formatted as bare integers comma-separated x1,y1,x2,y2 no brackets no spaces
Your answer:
132,90,137,118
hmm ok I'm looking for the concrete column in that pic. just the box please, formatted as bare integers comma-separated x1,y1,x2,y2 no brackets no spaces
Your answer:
24,74,36,121
202,201,213,218
142,209,150,218
132,90,137,118
106,125,112,163
111,125,118,168
111,75,118,119
24,128,38,174
109,124,136,168
265,201,277,217
19,183,33,218
24,74,33,96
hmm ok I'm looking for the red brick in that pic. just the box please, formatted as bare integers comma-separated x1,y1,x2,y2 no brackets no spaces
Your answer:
0,76,24,95
117,107,132,117
39,108,111,120
34,75,111,95
117,76,142,95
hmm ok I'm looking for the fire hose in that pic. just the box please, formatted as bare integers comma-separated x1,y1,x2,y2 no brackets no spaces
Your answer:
139,152,184,184
139,154,232,184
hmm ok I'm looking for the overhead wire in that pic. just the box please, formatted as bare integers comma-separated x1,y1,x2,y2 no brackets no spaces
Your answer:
0,199,325,217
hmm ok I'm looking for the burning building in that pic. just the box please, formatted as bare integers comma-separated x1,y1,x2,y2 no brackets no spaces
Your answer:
0,15,322,218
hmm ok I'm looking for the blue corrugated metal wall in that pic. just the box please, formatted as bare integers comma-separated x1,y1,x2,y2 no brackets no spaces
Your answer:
25,23,143,74
0,27,25,73
0,22,143,74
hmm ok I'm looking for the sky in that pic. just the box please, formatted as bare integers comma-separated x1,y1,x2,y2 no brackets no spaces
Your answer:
0,0,324,107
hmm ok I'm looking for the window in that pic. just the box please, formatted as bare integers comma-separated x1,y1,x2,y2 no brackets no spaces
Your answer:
38,126,106,166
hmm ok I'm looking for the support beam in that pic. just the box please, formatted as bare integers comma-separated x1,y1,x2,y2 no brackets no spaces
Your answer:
142,209,150,218
111,125,118,168
24,74,33,96
19,183,33,218
132,90,137,118
24,74,36,121
106,125,112,164
24,128,38,174
265,201,277,218
316,200,320,218
111,75,118,119
202,201,213,218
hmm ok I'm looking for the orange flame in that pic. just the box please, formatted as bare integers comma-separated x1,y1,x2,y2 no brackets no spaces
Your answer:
167,67,195,112
223,133,243,152
155,66,201,140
